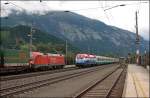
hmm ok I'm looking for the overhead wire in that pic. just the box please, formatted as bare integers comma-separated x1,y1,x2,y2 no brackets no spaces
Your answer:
2,1,148,53
3,1,147,24
2,1,148,27
123,1,143,52
102,1,112,25
2,1,148,14
100,1,141,53
2,1,148,16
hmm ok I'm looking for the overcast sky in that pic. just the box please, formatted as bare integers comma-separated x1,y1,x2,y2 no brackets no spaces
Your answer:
1,0,149,40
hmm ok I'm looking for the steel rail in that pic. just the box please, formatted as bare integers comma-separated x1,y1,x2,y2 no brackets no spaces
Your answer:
73,67,124,98
0,65,118,97
108,68,127,97
0,66,78,81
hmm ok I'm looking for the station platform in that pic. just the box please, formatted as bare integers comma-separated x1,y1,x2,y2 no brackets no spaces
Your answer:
122,64,149,97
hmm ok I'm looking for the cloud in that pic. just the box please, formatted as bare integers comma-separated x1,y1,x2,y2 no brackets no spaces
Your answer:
139,28,149,40
1,1,149,40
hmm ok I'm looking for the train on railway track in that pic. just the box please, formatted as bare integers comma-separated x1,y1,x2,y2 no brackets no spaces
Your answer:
30,52,65,69
0,50,120,74
0,51,65,74
75,54,119,67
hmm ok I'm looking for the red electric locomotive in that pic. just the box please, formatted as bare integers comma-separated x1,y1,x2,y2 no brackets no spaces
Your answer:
30,52,65,70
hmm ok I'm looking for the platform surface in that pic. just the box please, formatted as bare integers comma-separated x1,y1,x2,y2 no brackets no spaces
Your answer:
122,64,149,97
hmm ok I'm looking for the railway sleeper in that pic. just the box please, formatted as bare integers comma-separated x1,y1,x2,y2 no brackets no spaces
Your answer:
108,68,127,97
77,68,123,98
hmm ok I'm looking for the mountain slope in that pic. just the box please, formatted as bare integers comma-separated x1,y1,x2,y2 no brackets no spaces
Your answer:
1,10,149,56
0,25,79,54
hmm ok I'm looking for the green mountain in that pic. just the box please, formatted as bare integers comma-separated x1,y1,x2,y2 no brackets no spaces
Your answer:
1,10,149,56
0,25,79,54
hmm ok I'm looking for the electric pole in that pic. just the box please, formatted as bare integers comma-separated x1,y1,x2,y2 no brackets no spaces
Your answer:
135,11,140,65
28,24,35,58
65,40,68,64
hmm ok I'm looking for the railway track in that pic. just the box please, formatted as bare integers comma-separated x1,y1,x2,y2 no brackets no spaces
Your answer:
74,65,126,98
0,64,77,77
0,66,78,81
108,67,127,98
0,64,118,97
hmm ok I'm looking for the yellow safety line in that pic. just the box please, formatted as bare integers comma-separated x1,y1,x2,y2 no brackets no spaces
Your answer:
132,73,147,98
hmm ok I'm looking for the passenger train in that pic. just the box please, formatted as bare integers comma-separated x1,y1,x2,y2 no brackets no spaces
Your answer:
75,54,119,67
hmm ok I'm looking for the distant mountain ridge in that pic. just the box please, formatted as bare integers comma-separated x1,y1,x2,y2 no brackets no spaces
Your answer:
1,10,149,56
